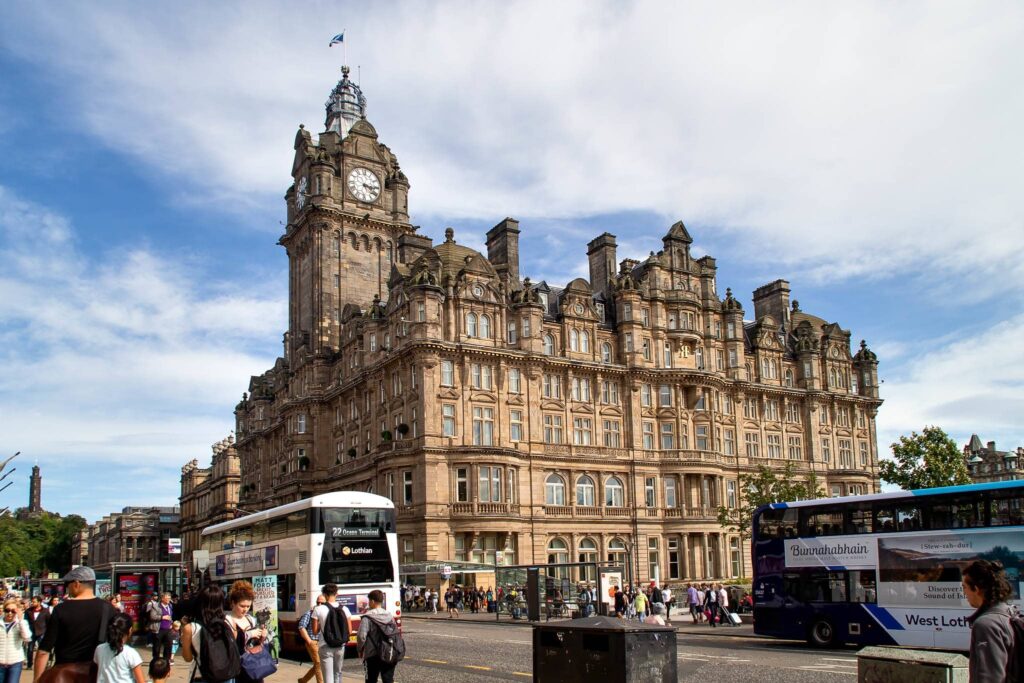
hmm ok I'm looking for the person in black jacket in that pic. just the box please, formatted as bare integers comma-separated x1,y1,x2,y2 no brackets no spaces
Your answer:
962,560,1015,683
24,597,48,669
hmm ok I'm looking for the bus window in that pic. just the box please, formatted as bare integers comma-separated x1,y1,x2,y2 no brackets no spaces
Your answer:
270,516,288,540
928,497,981,530
875,506,895,532
235,525,252,548
848,571,877,603
286,511,308,536
321,507,396,532
847,505,873,534
252,519,269,544
989,493,1024,526
276,573,296,612
896,505,922,531
802,510,844,536
760,507,799,538
790,571,848,603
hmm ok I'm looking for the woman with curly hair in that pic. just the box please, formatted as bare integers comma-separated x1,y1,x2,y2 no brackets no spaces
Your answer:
226,581,269,683
181,584,237,683
93,613,144,683
962,559,1016,683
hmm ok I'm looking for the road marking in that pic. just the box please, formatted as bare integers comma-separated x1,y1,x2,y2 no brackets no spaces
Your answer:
821,657,858,662
795,666,857,676
464,665,492,671
512,673,531,678
421,658,448,664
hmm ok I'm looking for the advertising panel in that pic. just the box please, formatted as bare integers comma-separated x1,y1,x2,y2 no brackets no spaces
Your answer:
877,529,1023,608
119,575,141,625
214,546,279,577
252,575,279,658
600,570,622,608
784,536,877,569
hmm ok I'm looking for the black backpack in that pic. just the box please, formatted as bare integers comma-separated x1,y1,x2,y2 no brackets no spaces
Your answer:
367,618,405,665
197,623,241,683
1010,611,1024,681
322,604,351,648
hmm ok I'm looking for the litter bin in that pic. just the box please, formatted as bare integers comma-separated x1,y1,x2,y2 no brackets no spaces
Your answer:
533,615,676,683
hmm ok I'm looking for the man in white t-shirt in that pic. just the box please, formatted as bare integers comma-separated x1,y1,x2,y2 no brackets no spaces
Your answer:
311,583,353,683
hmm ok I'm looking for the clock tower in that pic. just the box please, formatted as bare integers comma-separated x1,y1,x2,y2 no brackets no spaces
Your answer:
280,66,413,361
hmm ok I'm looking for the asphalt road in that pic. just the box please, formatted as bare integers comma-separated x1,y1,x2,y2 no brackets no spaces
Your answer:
98,618,859,683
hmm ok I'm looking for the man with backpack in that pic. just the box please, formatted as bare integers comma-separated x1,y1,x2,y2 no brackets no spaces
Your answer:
356,590,404,683
297,596,326,683
311,583,353,683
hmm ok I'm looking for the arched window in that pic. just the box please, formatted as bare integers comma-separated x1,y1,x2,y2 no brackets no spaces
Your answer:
575,475,596,507
608,537,627,566
695,347,704,370
784,369,794,388
479,314,491,339
570,329,580,352
601,342,612,364
543,334,555,356
605,476,624,507
466,312,478,338
828,367,837,387
547,538,569,565
545,474,566,505
579,538,598,581
581,331,590,353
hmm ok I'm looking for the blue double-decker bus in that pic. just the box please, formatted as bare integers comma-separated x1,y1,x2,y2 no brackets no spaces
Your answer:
752,480,1024,649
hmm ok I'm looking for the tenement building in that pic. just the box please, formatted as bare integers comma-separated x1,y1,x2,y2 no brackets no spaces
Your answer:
179,436,240,569
226,67,883,583
964,434,1023,483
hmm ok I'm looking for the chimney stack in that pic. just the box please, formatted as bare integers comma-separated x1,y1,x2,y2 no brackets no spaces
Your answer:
486,218,521,284
587,233,618,298
753,279,791,326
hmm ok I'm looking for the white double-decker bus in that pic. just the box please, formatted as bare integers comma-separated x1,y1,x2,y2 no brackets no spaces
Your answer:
201,492,400,653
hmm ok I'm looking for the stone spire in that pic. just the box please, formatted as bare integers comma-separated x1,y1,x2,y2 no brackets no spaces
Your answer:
29,464,41,513
324,65,367,138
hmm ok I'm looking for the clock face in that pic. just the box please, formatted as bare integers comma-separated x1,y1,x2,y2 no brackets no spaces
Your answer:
347,168,381,203
295,176,307,209
574,303,584,315
472,284,484,298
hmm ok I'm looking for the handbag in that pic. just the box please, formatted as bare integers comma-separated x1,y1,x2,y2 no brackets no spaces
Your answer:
240,639,277,680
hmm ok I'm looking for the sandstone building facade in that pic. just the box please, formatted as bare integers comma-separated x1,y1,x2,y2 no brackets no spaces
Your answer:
179,436,240,570
222,68,882,583
964,434,1023,483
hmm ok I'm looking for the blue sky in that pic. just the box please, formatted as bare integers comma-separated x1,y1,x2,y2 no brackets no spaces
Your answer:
1,1,1022,523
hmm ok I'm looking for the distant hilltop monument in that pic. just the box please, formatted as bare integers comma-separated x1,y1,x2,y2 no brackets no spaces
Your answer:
16,464,44,519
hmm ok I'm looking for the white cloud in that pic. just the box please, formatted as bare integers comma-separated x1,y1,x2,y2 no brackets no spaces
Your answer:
876,312,1024,457
2,1,1023,287
0,187,284,519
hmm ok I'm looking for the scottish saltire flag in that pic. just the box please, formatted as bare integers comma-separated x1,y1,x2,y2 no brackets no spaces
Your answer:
329,33,345,47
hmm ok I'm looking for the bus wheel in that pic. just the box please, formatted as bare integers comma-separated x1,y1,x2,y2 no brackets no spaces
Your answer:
809,619,836,647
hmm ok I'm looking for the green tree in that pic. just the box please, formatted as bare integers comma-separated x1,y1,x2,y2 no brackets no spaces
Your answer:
879,426,971,490
0,511,86,577
717,462,824,537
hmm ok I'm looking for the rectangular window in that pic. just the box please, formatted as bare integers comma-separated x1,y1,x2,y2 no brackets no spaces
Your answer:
788,436,803,460
472,407,494,446
838,407,851,427
601,381,619,405
659,422,675,450
412,407,418,438
603,420,621,448
694,390,706,411
507,322,517,344
543,373,562,399
727,321,736,338
416,303,426,321
839,439,853,467
624,333,633,352
745,432,760,458
727,480,737,508
403,470,413,505
716,350,725,371
642,308,650,327
645,477,656,507
765,399,780,421
456,467,469,502
668,537,680,579
820,408,829,424
442,404,456,437
743,398,759,419
859,442,869,466
728,349,738,367
641,383,652,407
642,338,651,361
543,414,563,444
665,478,678,507
786,402,801,423
510,410,524,442
642,422,655,450
297,413,307,434
821,438,832,463
696,425,709,450
370,334,377,352
658,384,672,407
724,429,735,456
766,433,782,458
441,360,454,386
479,466,501,503
571,377,591,402
508,368,522,394
623,303,632,321
471,363,493,390
730,538,741,579
573,417,592,446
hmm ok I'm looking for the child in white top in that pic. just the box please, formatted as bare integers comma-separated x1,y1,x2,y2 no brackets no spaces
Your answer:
93,613,145,683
